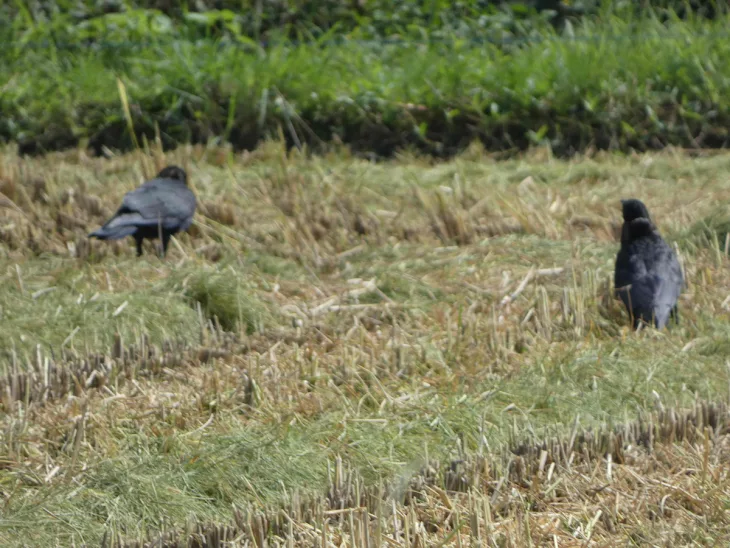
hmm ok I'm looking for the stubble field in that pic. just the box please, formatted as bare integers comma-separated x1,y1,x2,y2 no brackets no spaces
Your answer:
1,142,730,546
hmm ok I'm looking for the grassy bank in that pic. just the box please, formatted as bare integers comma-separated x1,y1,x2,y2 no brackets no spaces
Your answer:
2,15,730,157
2,142,730,544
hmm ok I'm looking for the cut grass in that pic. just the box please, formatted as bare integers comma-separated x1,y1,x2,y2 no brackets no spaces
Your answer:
0,257,201,357
169,263,276,333
1,143,730,545
684,203,730,254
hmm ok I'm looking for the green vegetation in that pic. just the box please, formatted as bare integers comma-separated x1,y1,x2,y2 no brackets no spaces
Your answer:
3,1,552,41
2,143,730,545
2,0,722,45
2,2,730,157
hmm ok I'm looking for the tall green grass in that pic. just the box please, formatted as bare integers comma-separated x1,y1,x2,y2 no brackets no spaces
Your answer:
2,15,730,155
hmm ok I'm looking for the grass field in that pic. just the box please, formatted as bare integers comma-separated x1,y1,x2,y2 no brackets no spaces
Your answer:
1,141,730,545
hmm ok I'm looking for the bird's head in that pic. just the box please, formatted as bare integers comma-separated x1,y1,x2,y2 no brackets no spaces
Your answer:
626,217,656,241
157,165,187,185
621,199,651,223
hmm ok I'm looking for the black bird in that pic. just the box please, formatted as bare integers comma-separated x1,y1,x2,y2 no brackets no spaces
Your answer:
614,199,683,329
89,165,196,257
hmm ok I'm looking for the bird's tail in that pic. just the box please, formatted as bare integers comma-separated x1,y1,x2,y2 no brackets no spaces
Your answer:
88,214,142,240
89,226,138,240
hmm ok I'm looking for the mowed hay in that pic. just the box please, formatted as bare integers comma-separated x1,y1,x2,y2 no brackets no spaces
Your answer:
95,402,730,547
2,145,730,546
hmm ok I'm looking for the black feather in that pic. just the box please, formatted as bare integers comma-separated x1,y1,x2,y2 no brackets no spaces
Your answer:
89,165,196,257
614,199,683,329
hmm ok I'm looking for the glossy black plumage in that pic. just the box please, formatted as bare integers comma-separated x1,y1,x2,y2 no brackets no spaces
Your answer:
614,199,683,329
89,166,196,257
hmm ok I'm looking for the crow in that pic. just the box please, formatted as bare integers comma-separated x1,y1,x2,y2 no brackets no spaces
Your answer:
614,198,683,329
89,165,196,257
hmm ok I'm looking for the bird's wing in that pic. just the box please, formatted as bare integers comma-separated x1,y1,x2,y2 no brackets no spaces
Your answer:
652,247,683,311
115,179,196,230
615,242,668,318
614,249,646,296
621,242,682,322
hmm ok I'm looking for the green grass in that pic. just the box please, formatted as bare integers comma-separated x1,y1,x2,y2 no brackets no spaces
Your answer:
0,257,199,355
0,257,280,358
2,14,730,156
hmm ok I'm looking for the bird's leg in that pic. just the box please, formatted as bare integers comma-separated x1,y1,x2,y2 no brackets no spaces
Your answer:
632,315,641,331
670,305,680,325
157,216,164,258
134,234,144,257
160,232,171,258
